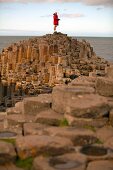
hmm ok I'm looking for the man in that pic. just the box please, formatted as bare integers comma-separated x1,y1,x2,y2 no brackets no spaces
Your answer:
53,12,60,32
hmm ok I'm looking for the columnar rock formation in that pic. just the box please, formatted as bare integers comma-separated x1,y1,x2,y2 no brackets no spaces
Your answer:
0,32,110,96
0,33,113,170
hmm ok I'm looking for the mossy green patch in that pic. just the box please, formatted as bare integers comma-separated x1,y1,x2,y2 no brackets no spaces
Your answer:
83,125,96,132
0,138,16,145
95,139,103,144
15,157,33,170
59,118,69,127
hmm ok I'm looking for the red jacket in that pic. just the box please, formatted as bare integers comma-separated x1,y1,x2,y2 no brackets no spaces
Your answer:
53,13,59,26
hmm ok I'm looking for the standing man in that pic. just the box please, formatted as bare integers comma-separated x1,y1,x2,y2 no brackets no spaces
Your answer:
53,12,60,32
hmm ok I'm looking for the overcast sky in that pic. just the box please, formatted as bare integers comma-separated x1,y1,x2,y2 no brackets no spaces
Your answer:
0,0,113,36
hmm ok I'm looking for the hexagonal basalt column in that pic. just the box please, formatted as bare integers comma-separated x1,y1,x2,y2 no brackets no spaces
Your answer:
15,135,73,159
33,153,87,170
96,77,113,97
52,85,109,118
23,94,52,115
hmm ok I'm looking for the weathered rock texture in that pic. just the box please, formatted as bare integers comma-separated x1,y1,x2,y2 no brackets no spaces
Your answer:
0,33,113,170
0,32,110,96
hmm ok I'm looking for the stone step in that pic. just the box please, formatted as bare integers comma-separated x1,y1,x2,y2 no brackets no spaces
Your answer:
35,109,63,126
23,94,52,115
70,76,96,88
52,85,110,118
64,114,108,128
7,114,35,127
23,123,48,136
15,135,73,159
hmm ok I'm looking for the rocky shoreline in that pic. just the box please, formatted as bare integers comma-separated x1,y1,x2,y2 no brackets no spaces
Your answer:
0,33,113,170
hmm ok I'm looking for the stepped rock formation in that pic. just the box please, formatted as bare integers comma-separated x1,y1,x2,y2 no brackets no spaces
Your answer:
0,33,113,169
0,32,110,97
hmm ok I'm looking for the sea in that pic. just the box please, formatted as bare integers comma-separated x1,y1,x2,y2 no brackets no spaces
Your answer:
0,36,113,62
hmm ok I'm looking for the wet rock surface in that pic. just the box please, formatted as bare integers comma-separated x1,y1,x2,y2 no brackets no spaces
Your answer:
0,33,113,169
33,153,87,170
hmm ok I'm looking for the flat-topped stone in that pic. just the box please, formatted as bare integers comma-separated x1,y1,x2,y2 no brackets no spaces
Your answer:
70,76,96,88
65,114,108,128
87,160,113,170
16,135,73,159
35,109,63,126
24,94,52,115
23,123,48,135
96,126,113,142
96,77,113,97
45,126,95,138
33,153,87,170
52,86,109,118
7,114,35,127
44,127,98,146
53,85,95,96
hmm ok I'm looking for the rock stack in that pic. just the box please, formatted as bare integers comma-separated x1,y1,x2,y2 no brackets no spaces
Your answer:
0,32,110,97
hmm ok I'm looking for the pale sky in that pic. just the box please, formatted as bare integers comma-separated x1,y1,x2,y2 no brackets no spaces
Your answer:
0,0,113,36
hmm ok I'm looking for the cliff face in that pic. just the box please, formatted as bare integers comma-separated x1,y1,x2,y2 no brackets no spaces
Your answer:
0,32,110,95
